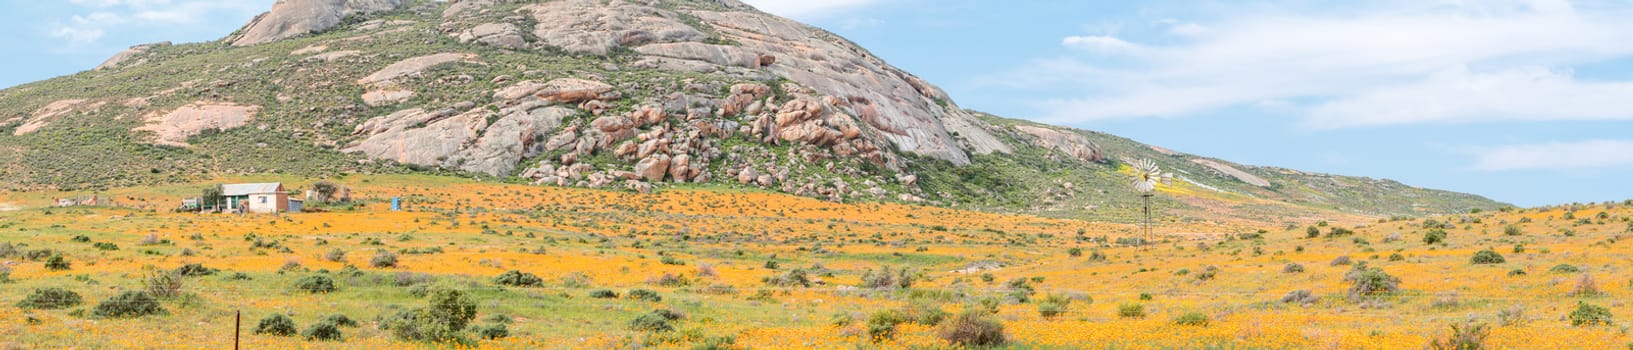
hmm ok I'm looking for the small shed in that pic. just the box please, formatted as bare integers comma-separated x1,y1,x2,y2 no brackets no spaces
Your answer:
222,183,293,214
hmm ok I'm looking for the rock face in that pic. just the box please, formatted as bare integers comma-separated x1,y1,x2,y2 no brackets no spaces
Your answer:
1192,159,1273,188
134,102,261,146
1015,125,1104,163
515,0,996,165
457,23,528,50
96,42,170,71
13,99,105,136
362,89,415,106
357,53,477,85
346,104,575,176
229,0,408,46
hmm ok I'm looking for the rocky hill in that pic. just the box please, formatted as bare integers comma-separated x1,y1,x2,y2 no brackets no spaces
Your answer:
0,0,1504,220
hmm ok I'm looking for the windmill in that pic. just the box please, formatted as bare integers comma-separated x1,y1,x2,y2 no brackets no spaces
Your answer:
1129,158,1172,250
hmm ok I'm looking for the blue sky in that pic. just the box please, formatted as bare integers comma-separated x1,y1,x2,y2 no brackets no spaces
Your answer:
3,0,1630,207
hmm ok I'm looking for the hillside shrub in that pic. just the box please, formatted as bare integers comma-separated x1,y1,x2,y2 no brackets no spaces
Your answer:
1330,256,1352,266
1550,264,1580,273
589,289,619,299
1345,267,1401,298
16,288,82,309
1424,229,1447,245
370,250,399,268
762,269,811,287
174,263,217,277
1569,302,1612,326
294,275,337,294
630,309,683,333
860,266,914,289
1282,290,1318,304
325,249,346,262
1470,250,1505,264
937,310,1007,347
1037,294,1072,318
45,254,70,270
383,287,478,342
474,323,508,339
1117,303,1145,318
144,270,184,299
321,314,359,327
1173,312,1209,326
1503,225,1523,236
303,321,343,341
493,270,543,287
92,291,165,318
1283,263,1305,273
627,289,661,302
254,314,298,336
1427,322,1489,350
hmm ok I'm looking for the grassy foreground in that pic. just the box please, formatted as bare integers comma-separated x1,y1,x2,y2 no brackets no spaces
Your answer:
0,175,1628,349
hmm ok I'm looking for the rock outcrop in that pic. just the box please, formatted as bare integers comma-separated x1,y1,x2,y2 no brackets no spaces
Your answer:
134,102,261,146
1191,159,1273,188
356,53,477,85
1015,125,1104,163
457,23,528,50
346,104,575,176
95,42,170,71
12,99,105,136
229,0,408,46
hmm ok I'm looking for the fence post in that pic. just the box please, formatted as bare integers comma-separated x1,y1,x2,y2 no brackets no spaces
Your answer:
234,309,241,350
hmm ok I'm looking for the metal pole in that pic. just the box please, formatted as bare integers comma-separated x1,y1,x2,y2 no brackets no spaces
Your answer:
234,310,240,350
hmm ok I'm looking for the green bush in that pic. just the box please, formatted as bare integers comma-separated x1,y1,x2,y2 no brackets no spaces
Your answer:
627,289,661,302
1423,229,1447,245
1427,322,1489,350
322,314,358,327
589,289,619,299
1173,312,1210,326
1569,302,1612,327
91,291,165,318
630,309,683,333
1503,225,1523,236
174,263,217,277
1037,294,1072,318
294,275,337,294
474,323,508,339
492,270,544,287
371,250,399,268
1470,250,1505,264
762,268,811,287
383,287,479,342
303,321,344,341
936,310,1007,347
1550,264,1580,273
16,288,83,309
1345,267,1401,298
254,314,298,336
1283,263,1305,273
45,254,71,270
1117,303,1145,318
859,266,913,289
866,309,907,341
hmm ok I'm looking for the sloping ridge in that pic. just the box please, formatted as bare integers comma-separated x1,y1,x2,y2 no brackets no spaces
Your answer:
0,0,1506,218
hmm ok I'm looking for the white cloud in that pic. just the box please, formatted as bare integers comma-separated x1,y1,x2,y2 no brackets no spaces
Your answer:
49,0,271,47
1005,0,1633,127
1471,140,1633,171
739,0,879,19
1061,35,1142,54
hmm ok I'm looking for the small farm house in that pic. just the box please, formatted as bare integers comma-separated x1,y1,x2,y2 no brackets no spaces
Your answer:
220,183,302,214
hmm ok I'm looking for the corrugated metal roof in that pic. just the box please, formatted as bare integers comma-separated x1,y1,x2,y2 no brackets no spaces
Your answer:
222,183,282,196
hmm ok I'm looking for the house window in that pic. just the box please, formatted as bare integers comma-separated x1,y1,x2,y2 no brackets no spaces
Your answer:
260,196,268,204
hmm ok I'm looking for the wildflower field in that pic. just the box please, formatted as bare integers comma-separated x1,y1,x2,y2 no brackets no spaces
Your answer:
0,175,1629,349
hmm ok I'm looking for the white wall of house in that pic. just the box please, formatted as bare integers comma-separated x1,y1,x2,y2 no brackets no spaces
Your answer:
247,193,279,214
